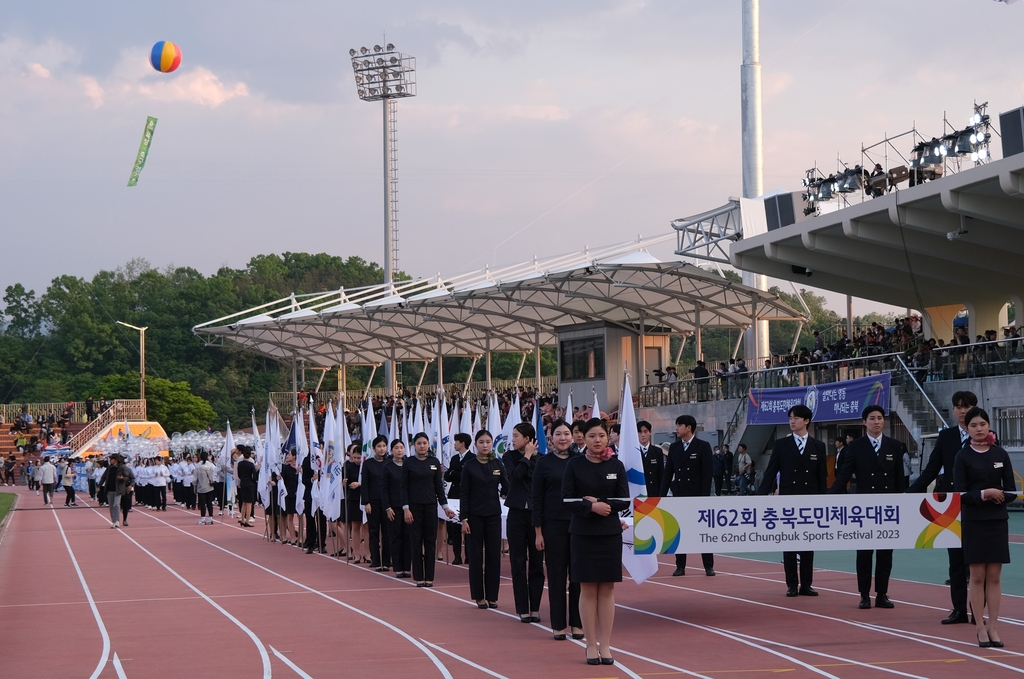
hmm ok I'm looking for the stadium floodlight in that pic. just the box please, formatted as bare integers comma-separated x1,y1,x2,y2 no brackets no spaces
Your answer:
349,43,418,395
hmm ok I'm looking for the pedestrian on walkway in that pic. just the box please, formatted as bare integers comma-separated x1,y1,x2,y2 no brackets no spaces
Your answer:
61,460,77,507
38,457,56,505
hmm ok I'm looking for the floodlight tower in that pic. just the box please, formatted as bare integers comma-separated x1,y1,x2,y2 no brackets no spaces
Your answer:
349,43,417,394
741,0,769,365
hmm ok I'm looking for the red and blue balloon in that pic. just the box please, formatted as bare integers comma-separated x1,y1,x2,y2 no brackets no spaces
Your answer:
150,41,182,73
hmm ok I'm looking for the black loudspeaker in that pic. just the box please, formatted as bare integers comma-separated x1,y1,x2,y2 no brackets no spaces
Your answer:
999,107,1024,158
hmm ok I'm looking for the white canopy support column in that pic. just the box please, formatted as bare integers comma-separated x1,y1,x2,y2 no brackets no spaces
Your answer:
695,306,703,362
675,332,690,365
291,356,299,412
732,325,747,360
534,329,542,392
415,360,430,397
437,338,444,397
362,364,379,403
638,310,646,386
485,334,492,392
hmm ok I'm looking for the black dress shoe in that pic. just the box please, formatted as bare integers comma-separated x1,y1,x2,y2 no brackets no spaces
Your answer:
798,587,818,597
600,657,615,665
305,547,314,554
477,601,488,609
672,567,686,576
941,609,969,625
705,568,716,576
487,602,497,609
586,657,600,666
875,595,894,609
553,633,566,640
978,633,992,648
786,587,799,597
530,615,541,623
991,639,1004,648
571,632,585,640
452,558,463,565
859,597,872,609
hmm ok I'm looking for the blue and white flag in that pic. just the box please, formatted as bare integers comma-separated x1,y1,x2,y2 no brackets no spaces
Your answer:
294,408,308,516
533,402,547,454
617,374,659,584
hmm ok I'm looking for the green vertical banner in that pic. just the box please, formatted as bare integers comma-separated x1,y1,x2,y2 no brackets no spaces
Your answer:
127,116,159,187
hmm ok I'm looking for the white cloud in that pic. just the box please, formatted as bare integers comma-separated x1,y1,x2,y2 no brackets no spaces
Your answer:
27,62,50,78
131,67,249,108
80,76,103,107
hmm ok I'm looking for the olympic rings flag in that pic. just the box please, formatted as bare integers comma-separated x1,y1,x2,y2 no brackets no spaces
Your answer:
633,493,961,555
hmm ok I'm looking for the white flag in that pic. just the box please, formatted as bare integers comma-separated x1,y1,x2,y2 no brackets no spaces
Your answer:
495,393,520,455
617,375,659,585
565,392,574,423
592,391,602,420
220,424,235,510
309,406,323,515
388,403,398,445
256,410,272,508
294,408,308,516
486,393,501,439
438,396,453,467
323,403,343,522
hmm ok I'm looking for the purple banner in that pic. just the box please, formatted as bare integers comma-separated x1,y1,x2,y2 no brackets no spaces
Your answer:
746,373,890,425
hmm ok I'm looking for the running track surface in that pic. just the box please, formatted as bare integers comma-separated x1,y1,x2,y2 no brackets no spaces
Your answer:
2,486,1023,679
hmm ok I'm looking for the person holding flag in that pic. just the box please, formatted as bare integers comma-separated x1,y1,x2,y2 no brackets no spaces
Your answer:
382,438,411,578
532,419,584,640
402,432,456,587
304,407,327,554
561,418,629,665
343,443,367,563
236,447,258,527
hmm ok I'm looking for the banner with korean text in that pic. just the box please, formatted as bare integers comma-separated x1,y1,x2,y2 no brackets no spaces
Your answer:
746,373,890,425
633,492,960,554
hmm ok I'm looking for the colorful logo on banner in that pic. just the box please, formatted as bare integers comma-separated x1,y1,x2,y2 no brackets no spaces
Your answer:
633,497,680,554
916,494,961,548
747,373,890,425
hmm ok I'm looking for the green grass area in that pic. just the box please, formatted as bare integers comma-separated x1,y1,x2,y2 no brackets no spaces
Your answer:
0,493,14,529
734,511,1024,597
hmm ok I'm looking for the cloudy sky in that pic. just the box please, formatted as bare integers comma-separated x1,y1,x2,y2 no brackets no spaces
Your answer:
2,0,1022,317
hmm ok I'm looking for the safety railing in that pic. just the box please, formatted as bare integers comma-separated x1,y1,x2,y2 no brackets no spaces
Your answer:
0,401,90,425
67,400,148,453
926,338,1024,381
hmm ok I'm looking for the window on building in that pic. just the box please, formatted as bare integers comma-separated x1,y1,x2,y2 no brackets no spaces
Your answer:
561,337,605,381
995,406,1024,448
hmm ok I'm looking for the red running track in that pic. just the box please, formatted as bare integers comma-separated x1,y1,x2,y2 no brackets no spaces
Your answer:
2,483,1023,679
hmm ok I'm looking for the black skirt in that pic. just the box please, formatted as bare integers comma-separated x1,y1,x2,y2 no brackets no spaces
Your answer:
284,493,297,515
571,533,623,583
962,519,1010,564
344,494,363,523
237,486,255,504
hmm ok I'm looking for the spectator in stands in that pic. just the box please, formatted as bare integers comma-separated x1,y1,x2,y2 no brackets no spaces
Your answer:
664,366,678,383
86,396,95,422
690,361,710,401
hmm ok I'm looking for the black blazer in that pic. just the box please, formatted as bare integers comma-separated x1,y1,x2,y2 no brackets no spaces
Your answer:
531,452,575,526
459,457,508,520
502,449,536,510
758,435,828,496
661,437,713,498
954,444,1017,521
908,427,966,493
640,444,664,497
401,454,448,508
561,455,629,536
829,435,908,494
360,456,388,504
444,452,473,499
380,459,404,511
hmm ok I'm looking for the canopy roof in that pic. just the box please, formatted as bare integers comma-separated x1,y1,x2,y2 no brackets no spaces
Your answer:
194,236,806,366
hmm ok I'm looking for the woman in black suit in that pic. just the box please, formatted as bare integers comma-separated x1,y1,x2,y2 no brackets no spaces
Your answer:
460,429,508,609
381,439,410,578
343,443,366,562
533,419,583,640
954,407,1017,648
505,421,544,623
561,418,628,666
402,432,457,587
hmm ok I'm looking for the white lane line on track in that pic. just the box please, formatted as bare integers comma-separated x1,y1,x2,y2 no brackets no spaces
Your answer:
270,646,314,679
657,555,1024,627
51,507,110,679
166,505,662,679
112,652,129,679
419,639,511,679
709,552,1024,600
718,626,929,678
81,505,273,679
136,511,454,679
648,579,1024,673
615,603,842,679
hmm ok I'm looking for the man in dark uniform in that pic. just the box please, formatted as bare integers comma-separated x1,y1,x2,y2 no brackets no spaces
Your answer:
444,433,473,564
302,449,327,554
908,390,977,625
759,405,828,597
661,414,715,576
830,405,908,609
637,420,663,498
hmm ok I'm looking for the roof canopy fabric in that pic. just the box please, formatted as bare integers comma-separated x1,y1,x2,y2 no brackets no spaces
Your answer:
194,236,806,366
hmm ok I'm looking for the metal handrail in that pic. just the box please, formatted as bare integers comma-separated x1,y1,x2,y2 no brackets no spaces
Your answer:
895,355,948,429
67,400,148,453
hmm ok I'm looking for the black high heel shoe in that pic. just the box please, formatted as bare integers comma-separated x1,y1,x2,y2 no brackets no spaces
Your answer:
978,633,993,648
585,652,600,666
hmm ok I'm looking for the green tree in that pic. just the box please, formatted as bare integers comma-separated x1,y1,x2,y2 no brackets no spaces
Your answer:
2,284,41,338
95,372,217,432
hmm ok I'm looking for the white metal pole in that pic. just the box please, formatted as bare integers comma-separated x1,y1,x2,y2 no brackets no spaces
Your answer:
383,98,395,399
741,0,769,364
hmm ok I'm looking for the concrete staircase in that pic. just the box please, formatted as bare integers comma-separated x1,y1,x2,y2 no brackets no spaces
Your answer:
889,359,947,455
